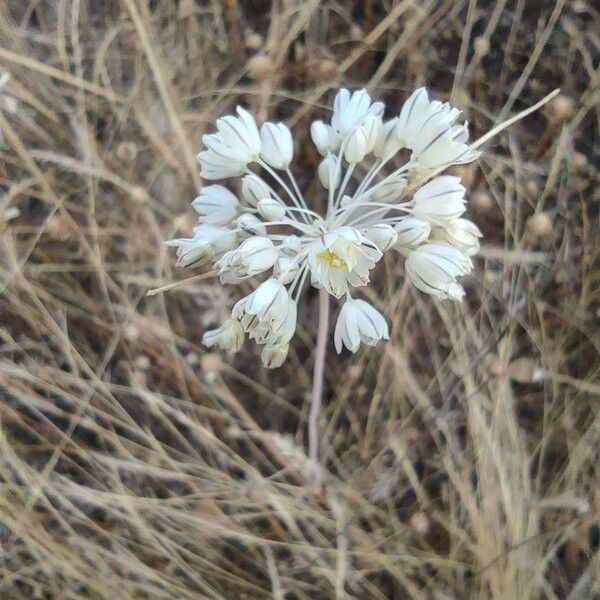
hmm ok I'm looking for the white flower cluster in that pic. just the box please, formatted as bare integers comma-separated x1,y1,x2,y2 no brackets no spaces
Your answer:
168,88,481,367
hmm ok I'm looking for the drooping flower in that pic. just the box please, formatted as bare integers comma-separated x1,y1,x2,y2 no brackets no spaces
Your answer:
334,297,389,353
202,319,244,352
442,218,482,256
215,237,279,283
241,173,272,206
232,278,296,345
393,217,431,251
166,225,236,266
405,243,472,300
168,87,482,366
411,176,466,224
192,185,240,225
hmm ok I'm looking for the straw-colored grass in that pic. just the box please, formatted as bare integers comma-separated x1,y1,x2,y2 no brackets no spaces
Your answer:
0,1,598,598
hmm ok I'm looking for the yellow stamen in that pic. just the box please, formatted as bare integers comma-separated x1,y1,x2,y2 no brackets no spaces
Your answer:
317,249,348,271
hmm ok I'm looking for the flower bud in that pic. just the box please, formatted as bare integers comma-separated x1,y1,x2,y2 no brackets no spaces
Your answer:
412,176,466,223
373,117,401,158
274,256,299,284
361,115,383,154
370,176,407,202
260,122,294,169
311,120,337,156
318,154,340,190
344,126,369,163
236,213,266,236
216,236,279,282
443,218,481,256
192,185,239,225
405,243,472,300
257,198,286,221
365,224,398,252
241,174,271,206
393,218,431,250
281,235,301,254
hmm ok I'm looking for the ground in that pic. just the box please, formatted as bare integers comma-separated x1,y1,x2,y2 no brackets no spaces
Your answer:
0,1,598,598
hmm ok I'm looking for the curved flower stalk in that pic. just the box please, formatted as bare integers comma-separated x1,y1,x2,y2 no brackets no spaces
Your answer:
168,87,483,367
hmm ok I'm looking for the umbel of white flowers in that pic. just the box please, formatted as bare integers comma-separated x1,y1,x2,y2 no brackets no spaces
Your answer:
168,88,482,368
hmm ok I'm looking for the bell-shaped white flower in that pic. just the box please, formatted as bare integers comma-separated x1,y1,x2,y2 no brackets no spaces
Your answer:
442,218,482,256
257,198,286,221
308,226,382,298
215,236,279,283
332,88,384,139
264,298,297,346
258,292,297,368
260,122,294,169
198,148,248,180
405,243,472,300
396,88,459,150
215,106,261,158
236,213,266,236
202,319,244,353
364,224,398,252
232,278,295,344
373,117,402,158
198,106,261,179
361,115,383,154
412,176,466,223
241,173,271,207
334,297,389,353
344,126,369,164
311,120,339,156
393,217,431,250
369,176,407,202
192,185,239,225
166,225,236,266
414,122,480,170
395,88,429,145
318,154,340,190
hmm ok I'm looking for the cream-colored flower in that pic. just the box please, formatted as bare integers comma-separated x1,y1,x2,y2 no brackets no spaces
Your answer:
334,297,389,353
169,86,483,366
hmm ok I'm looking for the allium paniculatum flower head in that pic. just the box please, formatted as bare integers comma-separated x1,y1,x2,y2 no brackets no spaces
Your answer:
168,88,482,367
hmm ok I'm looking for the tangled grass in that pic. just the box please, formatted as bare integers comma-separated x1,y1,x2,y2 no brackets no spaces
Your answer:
0,1,598,598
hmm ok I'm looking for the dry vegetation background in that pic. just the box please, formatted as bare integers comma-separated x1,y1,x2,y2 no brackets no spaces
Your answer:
0,0,598,598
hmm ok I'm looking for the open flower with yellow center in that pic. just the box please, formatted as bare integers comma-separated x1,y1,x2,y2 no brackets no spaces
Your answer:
308,227,382,298
168,87,482,367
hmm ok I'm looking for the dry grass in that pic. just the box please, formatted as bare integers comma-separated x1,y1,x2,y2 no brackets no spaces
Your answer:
0,1,599,598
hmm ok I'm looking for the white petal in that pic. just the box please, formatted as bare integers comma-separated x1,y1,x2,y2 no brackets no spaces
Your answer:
260,122,294,169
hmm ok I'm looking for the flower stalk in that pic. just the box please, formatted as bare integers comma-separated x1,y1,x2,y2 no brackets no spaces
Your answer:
309,287,330,487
